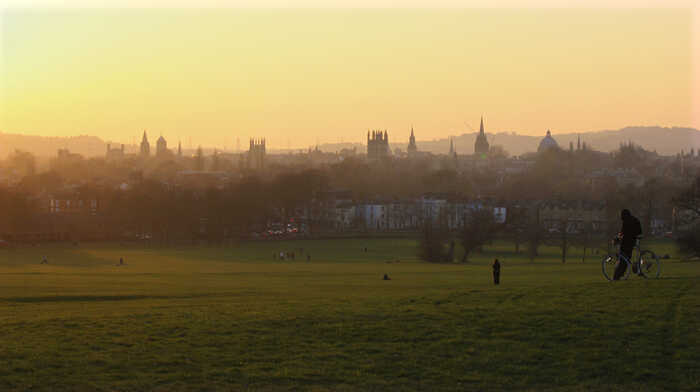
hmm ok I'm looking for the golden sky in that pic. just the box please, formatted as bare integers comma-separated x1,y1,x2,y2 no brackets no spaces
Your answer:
0,6,696,148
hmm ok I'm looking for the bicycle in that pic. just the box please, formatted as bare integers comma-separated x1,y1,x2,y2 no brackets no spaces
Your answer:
601,237,660,281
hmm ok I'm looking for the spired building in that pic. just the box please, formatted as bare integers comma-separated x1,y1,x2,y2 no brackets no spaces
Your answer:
367,130,390,161
538,129,560,153
140,131,150,157
407,127,417,157
474,116,489,156
248,138,266,170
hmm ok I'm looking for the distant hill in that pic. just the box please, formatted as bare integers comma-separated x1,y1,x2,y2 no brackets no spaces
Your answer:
319,126,700,157
0,133,127,158
2,126,700,158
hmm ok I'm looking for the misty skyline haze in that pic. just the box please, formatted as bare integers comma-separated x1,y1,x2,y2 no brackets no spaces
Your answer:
3,125,700,158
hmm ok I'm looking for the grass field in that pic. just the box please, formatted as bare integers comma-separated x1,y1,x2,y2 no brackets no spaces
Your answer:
0,239,698,391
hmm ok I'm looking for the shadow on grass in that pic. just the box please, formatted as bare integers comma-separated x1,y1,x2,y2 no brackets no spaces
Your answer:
1,293,221,303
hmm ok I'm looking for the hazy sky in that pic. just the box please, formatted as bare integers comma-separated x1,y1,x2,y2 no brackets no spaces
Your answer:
1,6,696,148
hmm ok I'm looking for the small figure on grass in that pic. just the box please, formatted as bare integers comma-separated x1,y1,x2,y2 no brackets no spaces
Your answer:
492,258,501,285
40,256,48,265
118,257,125,266
383,273,391,280
307,254,311,262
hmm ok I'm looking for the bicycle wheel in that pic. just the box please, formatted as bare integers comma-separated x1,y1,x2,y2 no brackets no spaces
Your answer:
602,253,631,281
639,250,660,279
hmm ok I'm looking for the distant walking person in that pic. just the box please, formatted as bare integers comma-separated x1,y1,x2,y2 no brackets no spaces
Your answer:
613,209,642,280
119,257,124,266
492,259,501,285
41,256,48,265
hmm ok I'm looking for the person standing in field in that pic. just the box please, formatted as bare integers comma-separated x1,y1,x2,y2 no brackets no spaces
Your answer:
492,259,501,285
613,209,642,280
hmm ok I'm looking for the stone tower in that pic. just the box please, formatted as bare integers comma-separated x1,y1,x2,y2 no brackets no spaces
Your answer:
367,130,390,161
156,135,168,157
248,138,266,170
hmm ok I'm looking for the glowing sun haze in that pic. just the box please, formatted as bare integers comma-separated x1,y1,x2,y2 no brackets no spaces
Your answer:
0,6,695,148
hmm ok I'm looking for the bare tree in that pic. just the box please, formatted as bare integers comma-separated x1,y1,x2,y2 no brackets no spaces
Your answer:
556,218,572,264
526,206,546,264
505,204,528,253
459,208,500,263
674,176,700,258
418,219,451,263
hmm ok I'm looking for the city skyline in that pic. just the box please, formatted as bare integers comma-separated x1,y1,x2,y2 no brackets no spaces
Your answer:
1,6,698,148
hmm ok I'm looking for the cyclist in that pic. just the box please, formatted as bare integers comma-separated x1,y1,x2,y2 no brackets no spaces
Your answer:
613,209,642,280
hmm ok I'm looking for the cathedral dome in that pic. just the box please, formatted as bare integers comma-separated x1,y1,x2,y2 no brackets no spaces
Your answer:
537,130,559,153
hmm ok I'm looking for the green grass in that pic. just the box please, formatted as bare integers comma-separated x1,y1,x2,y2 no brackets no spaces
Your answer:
0,239,698,391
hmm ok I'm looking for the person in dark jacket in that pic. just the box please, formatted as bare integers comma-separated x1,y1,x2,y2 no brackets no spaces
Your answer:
613,209,642,280
492,259,501,285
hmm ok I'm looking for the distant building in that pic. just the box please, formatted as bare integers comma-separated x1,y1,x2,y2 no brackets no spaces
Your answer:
105,144,125,160
474,116,490,155
586,167,645,192
449,137,457,158
538,200,607,233
48,197,99,215
156,135,168,157
537,130,560,153
248,138,266,170
367,130,390,161
407,127,418,157
56,149,82,160
140,131,150,157
339,147,357,160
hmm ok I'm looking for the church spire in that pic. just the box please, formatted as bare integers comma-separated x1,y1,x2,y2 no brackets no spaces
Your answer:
474,115,490,155
408,126,417,155
140,130,150,157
